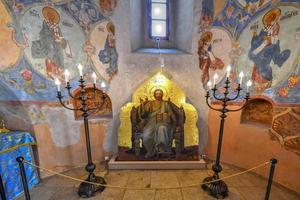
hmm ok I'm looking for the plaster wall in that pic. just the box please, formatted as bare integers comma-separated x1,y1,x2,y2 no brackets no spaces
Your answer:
205,106,300,192
0,100,107,175
175,0,194,52
104,0,208,153
129,0,143,51
0,0,208,176
0,0,300,192
33,121,106,177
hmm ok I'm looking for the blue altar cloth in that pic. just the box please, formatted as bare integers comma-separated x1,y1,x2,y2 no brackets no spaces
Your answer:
0,131,39,200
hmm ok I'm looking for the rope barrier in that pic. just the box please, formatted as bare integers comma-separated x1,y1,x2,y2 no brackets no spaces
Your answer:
24,160,270,190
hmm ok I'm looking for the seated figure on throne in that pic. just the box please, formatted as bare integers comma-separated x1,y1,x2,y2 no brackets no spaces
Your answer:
131,89,185,158
118,72,199,161
140,89,176,158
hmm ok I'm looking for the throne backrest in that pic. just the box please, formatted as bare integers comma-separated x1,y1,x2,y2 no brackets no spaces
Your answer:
130,99,186,153
118,72,198,148
130,99,185,133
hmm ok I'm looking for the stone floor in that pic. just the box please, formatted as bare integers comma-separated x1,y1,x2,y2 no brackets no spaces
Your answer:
16,163,300,200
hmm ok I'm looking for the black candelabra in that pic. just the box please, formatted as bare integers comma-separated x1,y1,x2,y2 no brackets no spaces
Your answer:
202,76,250,199
56,75,106,198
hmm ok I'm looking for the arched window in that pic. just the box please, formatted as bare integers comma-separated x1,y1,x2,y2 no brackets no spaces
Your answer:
148,0,169,39
130,0,194,53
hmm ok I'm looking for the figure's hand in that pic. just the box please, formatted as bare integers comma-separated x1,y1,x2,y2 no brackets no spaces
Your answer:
56,37,67,48
263,36,272,44
55,36,62,42
252,30,257,37
60,38,67,48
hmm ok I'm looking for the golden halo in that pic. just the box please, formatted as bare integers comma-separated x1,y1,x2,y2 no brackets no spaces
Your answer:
42,7,60,24
149,86,168,101
106,21,115,34
200,31,213,42
263,8,281,26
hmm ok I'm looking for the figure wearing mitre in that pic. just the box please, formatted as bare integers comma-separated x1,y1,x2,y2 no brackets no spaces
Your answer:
249,8,290,92
198,31,224,85
31,7,72,81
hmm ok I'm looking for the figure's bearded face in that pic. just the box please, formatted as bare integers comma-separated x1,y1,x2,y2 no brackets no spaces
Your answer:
154,90,163,101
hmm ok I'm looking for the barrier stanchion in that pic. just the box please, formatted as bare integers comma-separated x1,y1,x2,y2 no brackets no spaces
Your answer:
264,158,278,200
0,173,7,200
16,157,31,200
24,159,270,191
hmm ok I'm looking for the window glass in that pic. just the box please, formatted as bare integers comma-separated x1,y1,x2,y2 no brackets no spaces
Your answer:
151,20,167,37
151,3,167,20
152,0,167,3
149,0,168,39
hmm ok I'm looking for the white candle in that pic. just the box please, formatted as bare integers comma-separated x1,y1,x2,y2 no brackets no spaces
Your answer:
246,80,252,92
226,65,231,78
92,72,97,84
213,73,219,85
55,78,61,92
239,71,244,84
101,81,106,89
77,63,83,76
207,81,212,90
64,69,70,83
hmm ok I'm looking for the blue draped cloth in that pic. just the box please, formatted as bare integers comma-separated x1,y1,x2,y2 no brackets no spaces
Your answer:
0,131,39,200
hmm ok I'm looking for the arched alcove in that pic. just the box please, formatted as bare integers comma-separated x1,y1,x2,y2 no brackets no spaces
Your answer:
240,98,273,127
118,72,199,148
71,86,113,120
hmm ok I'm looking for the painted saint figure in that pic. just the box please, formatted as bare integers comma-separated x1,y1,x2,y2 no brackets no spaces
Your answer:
139,89,176,158
31,7,72,81
198,31,224,84
200,0,214,30
249,8,290,92
79,3,91,31
98,22,118,82
99,0,117,14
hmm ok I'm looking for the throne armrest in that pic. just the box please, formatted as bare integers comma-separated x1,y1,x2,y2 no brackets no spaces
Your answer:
167,101,185,154
131,106,138,132
130,106,144,156
168,100,186,126
130,106,139,153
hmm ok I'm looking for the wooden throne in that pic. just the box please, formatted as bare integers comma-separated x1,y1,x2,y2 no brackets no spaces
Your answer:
130,98,186,157
118,72,199,160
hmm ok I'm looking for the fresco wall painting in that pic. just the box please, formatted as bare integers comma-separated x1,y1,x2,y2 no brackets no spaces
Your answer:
199,0,300,156
0,0,118,102
199,0,300,104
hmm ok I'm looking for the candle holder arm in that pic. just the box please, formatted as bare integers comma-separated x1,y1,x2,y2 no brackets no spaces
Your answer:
226,103,248,112
227,86,242,101
66,87,78,99
57,93,81,111
65,82,84,100
226,96,250,112
212,88,225,101
206,92,222,112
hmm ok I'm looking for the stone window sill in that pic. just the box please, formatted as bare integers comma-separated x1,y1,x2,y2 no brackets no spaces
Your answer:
133,48,189,55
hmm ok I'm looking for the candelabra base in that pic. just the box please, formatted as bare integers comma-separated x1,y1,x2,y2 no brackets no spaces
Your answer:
78,174,106,198
202,176,228,199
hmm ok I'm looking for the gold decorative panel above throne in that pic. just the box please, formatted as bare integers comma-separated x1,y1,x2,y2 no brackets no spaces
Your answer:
118,72,199,147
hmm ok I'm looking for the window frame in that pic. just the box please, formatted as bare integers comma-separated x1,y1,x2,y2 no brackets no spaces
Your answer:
147,0,170,40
